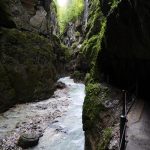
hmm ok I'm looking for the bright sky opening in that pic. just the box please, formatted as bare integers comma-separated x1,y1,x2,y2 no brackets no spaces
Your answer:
57,0,68,7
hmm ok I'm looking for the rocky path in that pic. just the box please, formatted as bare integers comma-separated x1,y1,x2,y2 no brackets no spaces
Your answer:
126,99,150,150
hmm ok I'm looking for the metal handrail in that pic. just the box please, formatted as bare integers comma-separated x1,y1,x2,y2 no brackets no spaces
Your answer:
127,97,136,114
119,89,137,150
119,90,127,150
119,123,127,150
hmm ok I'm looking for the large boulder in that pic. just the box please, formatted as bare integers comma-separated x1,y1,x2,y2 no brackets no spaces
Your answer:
0,28,66,112
18,133,40,148
6,0,59,35
30,6,47,30
55,81,66,89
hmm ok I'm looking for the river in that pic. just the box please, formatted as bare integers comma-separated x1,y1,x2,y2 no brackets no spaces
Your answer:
0,77,85,150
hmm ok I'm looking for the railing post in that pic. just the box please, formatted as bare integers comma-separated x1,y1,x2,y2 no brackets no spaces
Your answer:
119,90,127,150
120,115,126,150
122,90,126,116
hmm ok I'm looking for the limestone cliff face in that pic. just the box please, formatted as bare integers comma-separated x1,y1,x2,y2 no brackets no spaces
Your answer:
7,0,59,35
0,0,68,112
97,0,150,98
83,0,150,149
82,0,114,149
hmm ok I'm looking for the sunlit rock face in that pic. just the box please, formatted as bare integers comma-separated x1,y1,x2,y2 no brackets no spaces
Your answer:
97,0,150,98
7,0,58,35
30,6,47,33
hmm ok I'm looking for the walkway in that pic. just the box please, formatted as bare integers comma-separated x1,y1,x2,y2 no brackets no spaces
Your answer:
126,99,150,150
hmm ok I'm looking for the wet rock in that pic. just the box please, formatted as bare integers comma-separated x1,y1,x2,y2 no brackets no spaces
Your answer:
55,81,66,89
15,122,20,128
51,95,56,98
55,126,68,134
18,133,40,148
103,99,119,108
52,110,61,118
109,139,118,150
36,104,48,110
52,119,59,124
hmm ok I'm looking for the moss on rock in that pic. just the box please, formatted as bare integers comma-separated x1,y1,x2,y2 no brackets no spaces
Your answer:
83,83,110,130
0,0,15,28
82,1,121,149
0,28,66,112
83,81,121,149
98,128,112,150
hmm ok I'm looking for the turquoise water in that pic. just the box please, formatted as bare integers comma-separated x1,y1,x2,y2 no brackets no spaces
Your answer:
30,77,85,150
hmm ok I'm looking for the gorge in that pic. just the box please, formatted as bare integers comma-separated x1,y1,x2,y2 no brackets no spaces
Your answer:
0,0,150,149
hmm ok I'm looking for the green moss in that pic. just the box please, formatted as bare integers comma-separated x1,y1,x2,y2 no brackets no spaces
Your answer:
81,1,108,130
0,28,66,111
80,17,107,81
71,42,78,49
87,10,102,38
84,73,92,84
82,0,120,149
51,1,57,13
0,0,15,28
110,0,120,11
0,63,16,103
83,83,110,130
61,43,72,60
98,128,112,150
75,31,80,37
81,19,106,71
81,35,99,65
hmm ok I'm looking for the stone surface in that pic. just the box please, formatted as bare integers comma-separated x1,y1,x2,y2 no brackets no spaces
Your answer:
0,28,67,112
0,0,69,113
97,0,150,98
3,0,59,35
30,6,47,30
126,100,150,150
18,133,40,148
55,81,66,89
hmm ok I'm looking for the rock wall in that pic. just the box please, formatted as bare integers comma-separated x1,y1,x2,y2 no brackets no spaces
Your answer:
82,0,150,149
83,82,122,150
97,0,150,98
7,0,59,35
82,0,117,149
0,0,68,112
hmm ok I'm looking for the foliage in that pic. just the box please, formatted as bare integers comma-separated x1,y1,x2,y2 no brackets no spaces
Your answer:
71,42,78,49
61,43,72,60
0,28,67,111
110,0,120,10
54,0,84,32
83,83,107,129
80,18,106,80
98,128,112,150
84,73,92,84
75,31,80,37
82,0,120,148
71,70,84,81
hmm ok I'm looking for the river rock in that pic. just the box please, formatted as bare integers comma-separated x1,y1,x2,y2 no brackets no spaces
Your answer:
55,81,66,89
18,133,40,148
